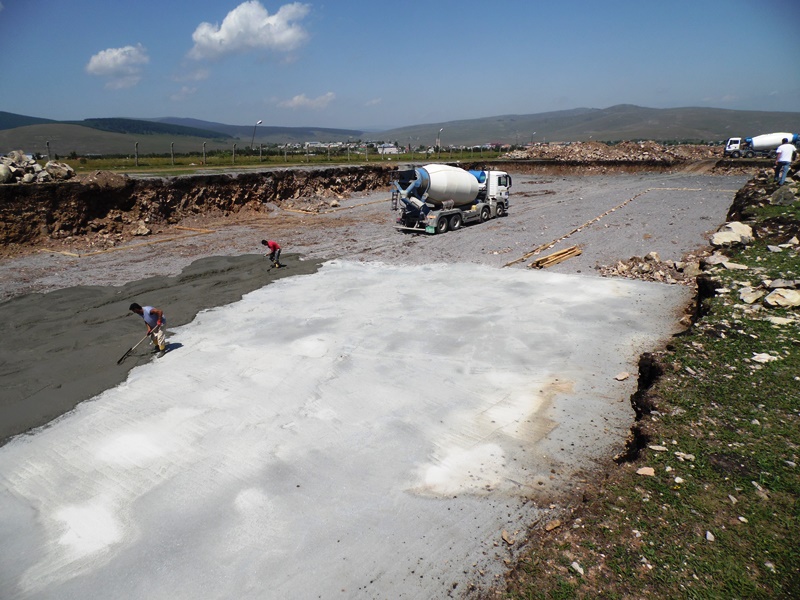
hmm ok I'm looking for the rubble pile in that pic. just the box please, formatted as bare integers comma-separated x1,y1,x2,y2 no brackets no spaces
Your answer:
726,167,799,221
598,251,704,285
0,150,75,184
504,141,718,163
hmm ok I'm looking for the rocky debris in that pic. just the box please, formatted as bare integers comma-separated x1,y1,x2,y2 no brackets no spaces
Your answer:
504,141,718,163
598,250,703,285
0,150,75,184
764,288,800,308
727,168,799,221
710,221,754,247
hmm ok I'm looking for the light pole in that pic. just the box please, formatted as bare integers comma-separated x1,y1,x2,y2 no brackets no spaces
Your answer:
437,128,443,159
250,119,262,152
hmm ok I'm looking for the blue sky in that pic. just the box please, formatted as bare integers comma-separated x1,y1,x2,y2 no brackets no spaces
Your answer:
1,0,798,130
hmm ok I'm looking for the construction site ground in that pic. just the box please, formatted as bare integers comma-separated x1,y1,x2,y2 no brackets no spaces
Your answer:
0,165,756,598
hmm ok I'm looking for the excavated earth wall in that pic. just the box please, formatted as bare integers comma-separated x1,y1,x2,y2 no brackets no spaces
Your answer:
0,165,393,256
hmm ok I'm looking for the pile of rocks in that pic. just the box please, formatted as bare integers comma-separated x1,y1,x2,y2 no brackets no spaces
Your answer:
703,231,800,309
504,141,719,162
727,168,799,221
598,251,703,285
0,150,75,184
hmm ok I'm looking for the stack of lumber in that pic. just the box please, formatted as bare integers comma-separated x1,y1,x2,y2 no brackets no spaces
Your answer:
527,245,582,269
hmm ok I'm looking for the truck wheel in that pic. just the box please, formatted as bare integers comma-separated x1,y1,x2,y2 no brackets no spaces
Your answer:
731,151,741,158
496,204,506,218
745,151,754,158
449,214,463,230
435,217,449,234
480,206,491,222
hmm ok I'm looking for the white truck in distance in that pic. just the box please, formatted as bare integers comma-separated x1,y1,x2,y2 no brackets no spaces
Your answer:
724,132,799,158
390,164,511,234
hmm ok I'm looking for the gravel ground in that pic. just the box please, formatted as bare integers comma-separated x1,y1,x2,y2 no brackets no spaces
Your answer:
0,171,747,302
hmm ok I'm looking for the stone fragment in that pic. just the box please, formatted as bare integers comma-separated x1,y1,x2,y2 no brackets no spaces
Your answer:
770,185,797,206
132,221,151,236
765,316,794,325
751,353,778,363
711,222,754,247
764,289,800,307
722,261,748,270
544,519,562,532
636,467,655,476
766,279,798,289
44,161,75,181
702,252,730,266
739,287,764,304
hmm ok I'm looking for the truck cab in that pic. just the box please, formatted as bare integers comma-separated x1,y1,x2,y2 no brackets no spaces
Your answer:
724,137,754,158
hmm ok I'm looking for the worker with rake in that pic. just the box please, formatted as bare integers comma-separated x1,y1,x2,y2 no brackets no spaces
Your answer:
129,302,167,357
261,239,283,268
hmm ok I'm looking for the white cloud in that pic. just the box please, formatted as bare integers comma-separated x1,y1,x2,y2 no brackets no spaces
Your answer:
278,92,335,110
170,86,197,102
188,1,310,61
172,68,210,83
366,98,382,107
86,44,149,90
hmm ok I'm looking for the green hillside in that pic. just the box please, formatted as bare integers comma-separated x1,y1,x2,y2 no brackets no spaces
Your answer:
379,105,800,146
0,124,237,157
0,111,58,131
71,118,232,140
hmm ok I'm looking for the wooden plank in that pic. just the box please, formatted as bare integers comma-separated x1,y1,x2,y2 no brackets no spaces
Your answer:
528,245,582,268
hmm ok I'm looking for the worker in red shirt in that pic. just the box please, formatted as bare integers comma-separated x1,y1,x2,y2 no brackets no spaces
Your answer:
261,239,282,268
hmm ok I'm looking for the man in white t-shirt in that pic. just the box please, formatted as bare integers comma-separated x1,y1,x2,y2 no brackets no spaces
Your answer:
774,138,796,185
129,302,167,357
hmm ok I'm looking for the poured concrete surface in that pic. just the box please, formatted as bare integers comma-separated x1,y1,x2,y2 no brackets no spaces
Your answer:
0,261,690,599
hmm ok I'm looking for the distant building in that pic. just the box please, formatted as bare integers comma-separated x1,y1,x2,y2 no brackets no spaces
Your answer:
377,143,399,155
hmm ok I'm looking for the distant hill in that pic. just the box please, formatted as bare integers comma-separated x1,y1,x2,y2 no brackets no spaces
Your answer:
1,105,799,156
152,117,364,144
0,111,58,130
71,118,232,140
377,105,800,147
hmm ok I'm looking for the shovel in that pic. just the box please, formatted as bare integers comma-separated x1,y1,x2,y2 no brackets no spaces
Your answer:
117,332,152,364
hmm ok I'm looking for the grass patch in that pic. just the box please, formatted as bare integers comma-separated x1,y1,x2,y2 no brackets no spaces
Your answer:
500,181,799,599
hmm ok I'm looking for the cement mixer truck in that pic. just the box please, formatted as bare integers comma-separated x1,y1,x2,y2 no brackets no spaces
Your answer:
723,132,799,158
390,164,511,234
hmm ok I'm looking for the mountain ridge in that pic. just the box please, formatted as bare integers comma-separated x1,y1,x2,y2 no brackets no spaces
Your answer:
1,105,798,155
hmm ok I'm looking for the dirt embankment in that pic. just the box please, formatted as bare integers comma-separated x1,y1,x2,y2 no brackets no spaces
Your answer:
0,165,394,257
